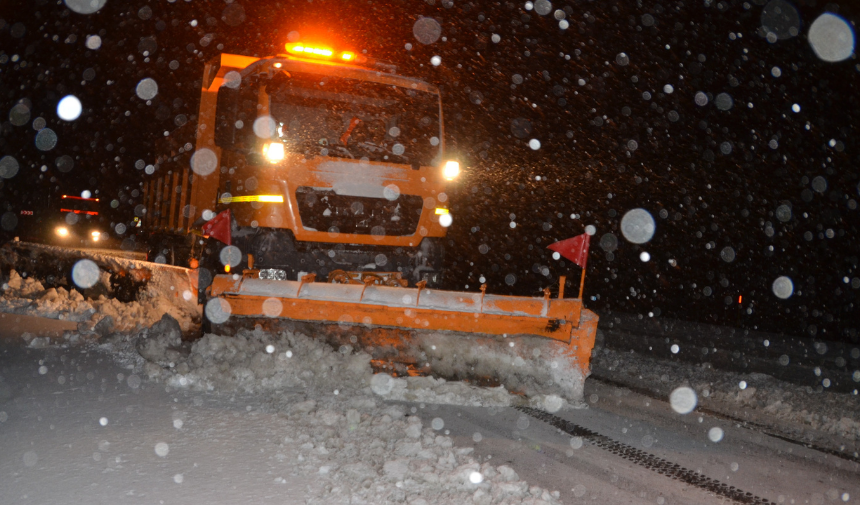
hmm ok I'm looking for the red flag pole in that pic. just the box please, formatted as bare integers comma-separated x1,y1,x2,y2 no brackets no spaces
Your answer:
578,266,586,300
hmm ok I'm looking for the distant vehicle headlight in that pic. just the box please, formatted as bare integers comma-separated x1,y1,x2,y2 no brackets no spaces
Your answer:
443,160,460,180
91,231,101,241
56,226,69,237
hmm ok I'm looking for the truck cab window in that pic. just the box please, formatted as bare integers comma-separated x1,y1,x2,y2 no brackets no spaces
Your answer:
265,71,440,166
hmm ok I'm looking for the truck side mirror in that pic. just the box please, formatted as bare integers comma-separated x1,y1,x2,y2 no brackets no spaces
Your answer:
214,86,240,148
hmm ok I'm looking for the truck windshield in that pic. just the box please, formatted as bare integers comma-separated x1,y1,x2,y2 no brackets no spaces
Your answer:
267,71,441,166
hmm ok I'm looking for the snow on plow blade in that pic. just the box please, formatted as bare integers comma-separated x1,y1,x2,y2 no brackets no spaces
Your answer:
206,273,599,401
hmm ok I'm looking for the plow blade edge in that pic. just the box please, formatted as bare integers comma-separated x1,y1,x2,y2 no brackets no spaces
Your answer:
207,274,598,401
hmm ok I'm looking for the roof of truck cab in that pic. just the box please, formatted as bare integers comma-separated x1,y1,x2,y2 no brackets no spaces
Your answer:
207,53,440,95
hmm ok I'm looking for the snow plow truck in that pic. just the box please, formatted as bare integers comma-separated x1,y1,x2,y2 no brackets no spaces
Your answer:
140,43,599,401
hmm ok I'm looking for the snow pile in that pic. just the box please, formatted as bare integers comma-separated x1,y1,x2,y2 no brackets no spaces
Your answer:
0,268,198,333
379,375,513,408
279,398,562,505
407,332,586,404
115,319,523,409
593,346,860,444
100,317,564,504
144,326,374,394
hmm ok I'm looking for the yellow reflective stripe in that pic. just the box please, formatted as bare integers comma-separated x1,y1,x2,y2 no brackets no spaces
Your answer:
220,195,285,204
434,208,449,215
257,195,284,202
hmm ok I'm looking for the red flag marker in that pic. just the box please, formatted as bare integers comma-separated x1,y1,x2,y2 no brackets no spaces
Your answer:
202,209,232,245
548,233,591,299
548,233,591,267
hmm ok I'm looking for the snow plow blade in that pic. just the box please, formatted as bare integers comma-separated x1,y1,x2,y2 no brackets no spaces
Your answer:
206,272,598,401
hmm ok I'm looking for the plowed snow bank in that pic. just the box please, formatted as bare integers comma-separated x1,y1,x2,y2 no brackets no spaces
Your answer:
1,268,198,333
94,315,564,505
592,346,860,447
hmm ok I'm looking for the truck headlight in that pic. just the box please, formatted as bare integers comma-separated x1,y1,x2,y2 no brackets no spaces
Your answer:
56,226,69,237
91,231,101,241
263,142,285,163
442,160,460,180
259,268,287,281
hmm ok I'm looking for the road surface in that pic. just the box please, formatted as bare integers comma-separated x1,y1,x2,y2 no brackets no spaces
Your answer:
0,315,857,504
407,379,859,504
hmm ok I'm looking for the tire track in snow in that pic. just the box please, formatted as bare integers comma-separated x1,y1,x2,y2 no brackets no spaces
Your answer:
516,406,776,505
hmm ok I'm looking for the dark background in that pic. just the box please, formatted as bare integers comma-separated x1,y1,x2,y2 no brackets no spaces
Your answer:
0,0,858,342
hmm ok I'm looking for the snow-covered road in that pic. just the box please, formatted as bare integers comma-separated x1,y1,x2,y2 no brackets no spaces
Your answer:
407,377,859,504
2,331,857,504
0,340,318,504
0,328,565,505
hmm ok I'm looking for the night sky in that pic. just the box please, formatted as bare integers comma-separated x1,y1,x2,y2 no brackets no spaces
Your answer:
0,0,858,342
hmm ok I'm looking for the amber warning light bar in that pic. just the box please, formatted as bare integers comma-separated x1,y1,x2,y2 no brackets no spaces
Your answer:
285,44,366,64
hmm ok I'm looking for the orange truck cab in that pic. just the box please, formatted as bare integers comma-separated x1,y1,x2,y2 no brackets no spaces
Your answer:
142,45,460,289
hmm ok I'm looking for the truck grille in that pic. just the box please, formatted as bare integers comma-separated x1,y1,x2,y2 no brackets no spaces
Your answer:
296,187,423,236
